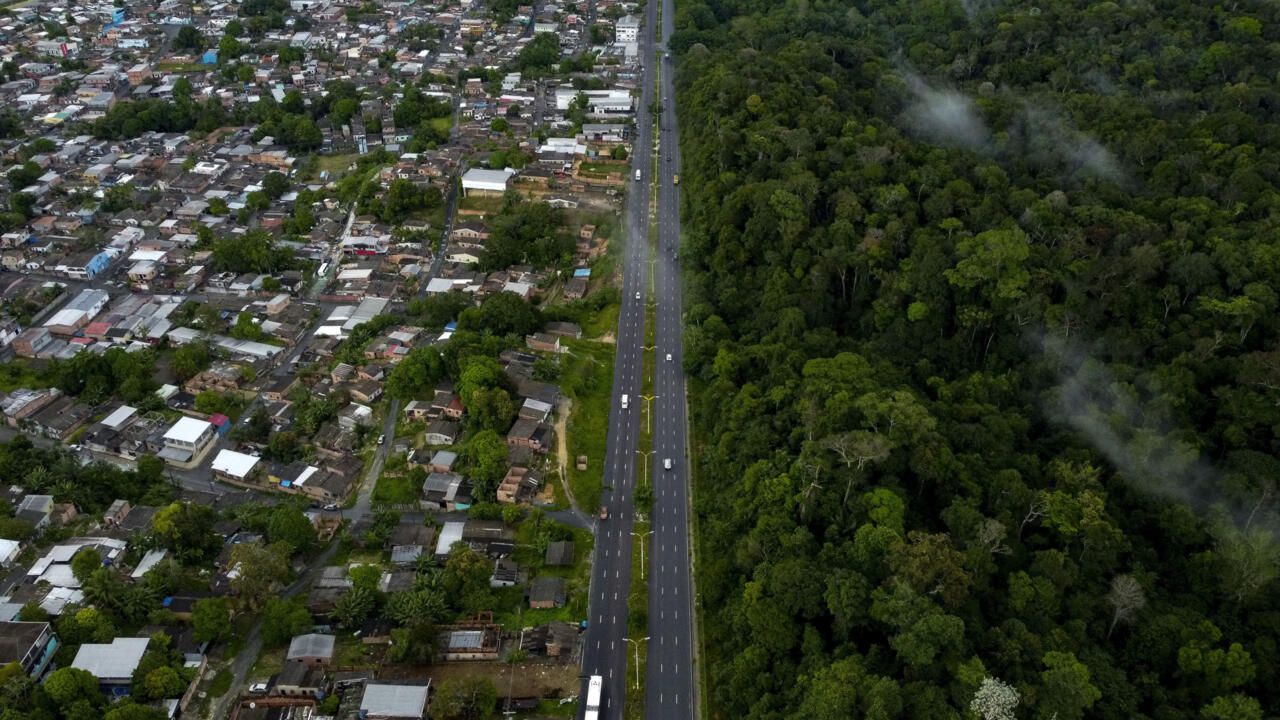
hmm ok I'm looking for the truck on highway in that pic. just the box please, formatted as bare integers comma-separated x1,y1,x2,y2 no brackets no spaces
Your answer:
621,394,629,409
584,675,603,720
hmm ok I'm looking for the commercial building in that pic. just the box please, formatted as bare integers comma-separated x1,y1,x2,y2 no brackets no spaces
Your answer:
460,168,515,197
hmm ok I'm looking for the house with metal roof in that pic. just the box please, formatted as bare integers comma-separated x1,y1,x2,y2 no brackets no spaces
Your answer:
71,636,149,688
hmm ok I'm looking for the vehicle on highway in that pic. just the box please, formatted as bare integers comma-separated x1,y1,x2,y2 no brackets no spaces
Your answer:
673,174,679,185
621,394,630,409
634,168,642,181
377,434,386,445
664,458,672,470
666,353,673,362
635,291,641,300
584,675,603,720
599,505,609,521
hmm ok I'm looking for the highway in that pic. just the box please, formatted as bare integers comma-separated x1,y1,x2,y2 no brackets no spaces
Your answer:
578,0,659,714
644,0,697,714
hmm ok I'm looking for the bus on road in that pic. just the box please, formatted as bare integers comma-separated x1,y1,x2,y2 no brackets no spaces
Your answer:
584,675,603,720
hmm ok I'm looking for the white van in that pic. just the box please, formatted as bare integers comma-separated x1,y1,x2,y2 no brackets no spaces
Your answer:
664,458,672,471
621,394,630,409
634,169,642,181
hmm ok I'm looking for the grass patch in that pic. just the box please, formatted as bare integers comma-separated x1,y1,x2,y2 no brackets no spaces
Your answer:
372,471,420,505
248,647,284,681
625,519,650,720
156,61,210,73
207,668,233,698
458,195,505,215
310,153,360,182
529,699,578,717
334,634,380,667
562,341,615,513
429,116,452,136
491,591,583,631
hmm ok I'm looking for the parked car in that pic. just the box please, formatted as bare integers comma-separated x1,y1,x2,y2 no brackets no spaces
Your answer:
377,434,386,445
249,683,268,695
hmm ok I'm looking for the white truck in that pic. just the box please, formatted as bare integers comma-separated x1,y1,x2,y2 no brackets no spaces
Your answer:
621,394,630,409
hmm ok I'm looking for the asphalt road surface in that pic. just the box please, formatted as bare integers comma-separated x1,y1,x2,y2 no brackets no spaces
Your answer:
643,0,697,714
578,0,660,715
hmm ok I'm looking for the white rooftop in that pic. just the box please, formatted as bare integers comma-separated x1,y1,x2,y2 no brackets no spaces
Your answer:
461,167,514,192
101,405,137,429
130,549,167,580
164,416,212,444
435,521,465,556
361,683,430,718
211,449,259,479
72,636,150,683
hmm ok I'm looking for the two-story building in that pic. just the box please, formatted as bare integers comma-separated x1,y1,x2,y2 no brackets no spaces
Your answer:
159,417,217,464
0,621,58,678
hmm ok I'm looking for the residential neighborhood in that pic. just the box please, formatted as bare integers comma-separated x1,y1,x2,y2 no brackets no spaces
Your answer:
0,0,647,717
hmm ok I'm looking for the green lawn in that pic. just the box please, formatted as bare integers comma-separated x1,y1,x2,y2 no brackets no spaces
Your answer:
207,668,232,698
578,161,627,178
529,699,578,717
458,195,505,215
310,153,360,182
248,647,284,682
373,472,420,505
562,341,615,513
334,634,380,667
156,61,210,73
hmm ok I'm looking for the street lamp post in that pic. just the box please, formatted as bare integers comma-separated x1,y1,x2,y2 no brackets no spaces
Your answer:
639,395,657,433
631,529,652,579
636,450,654,484
624,636,650,689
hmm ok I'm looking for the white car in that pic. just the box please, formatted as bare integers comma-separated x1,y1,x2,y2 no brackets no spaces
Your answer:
635,291,641,300
664,458,672,470
666,353,672,362
249,683,269,695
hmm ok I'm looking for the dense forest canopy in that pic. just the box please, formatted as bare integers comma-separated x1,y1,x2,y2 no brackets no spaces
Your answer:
674,0,1280,718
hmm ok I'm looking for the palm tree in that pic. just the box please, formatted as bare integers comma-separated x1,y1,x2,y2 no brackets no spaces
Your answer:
25,465,51,492
120,585,158,625
82,568,125,612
